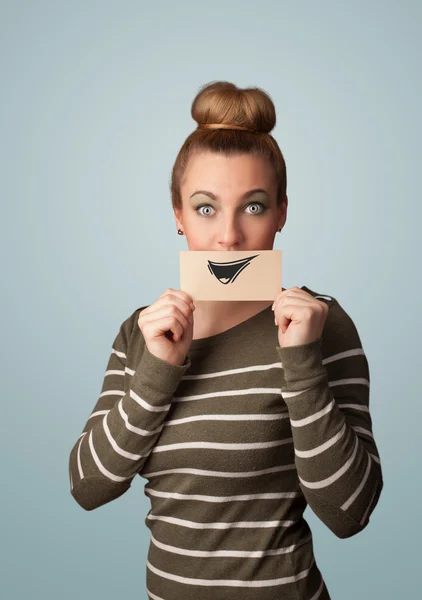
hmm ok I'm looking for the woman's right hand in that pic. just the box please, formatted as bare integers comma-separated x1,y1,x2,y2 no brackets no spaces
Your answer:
137,288,195,366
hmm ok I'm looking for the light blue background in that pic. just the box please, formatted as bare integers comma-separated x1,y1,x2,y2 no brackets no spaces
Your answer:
2,1,420,598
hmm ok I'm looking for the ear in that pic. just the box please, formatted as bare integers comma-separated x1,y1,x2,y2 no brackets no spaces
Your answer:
278,195,288,229
174,207,183,230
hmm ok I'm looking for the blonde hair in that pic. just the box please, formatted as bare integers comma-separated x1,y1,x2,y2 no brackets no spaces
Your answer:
170,81,287,212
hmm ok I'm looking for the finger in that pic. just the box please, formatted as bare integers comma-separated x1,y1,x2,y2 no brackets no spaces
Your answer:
155,293,194,321
275,311,293,332
274,301,306,328
143,313,186,342
160,288,195,309
273,295,313,316
272,288,305,309
142,304,191,332
142,293,193,323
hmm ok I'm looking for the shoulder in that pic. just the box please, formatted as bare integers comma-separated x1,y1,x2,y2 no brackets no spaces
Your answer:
304,288,366,356
301,285,337,307
302,285,364,348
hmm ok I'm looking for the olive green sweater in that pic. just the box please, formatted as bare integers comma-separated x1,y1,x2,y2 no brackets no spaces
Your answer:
69,286,383,600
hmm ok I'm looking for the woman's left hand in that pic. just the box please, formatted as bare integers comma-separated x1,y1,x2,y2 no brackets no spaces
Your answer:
272,286,329,349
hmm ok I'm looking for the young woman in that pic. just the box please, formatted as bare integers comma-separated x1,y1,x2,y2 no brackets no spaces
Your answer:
69,81,383,600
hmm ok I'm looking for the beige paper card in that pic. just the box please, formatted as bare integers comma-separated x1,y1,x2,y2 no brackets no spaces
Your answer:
180,250,282,301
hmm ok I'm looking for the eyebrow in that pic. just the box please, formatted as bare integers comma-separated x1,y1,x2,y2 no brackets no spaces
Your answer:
190,188,269,201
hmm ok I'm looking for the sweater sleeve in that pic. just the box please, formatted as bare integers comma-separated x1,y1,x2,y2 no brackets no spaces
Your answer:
68,308,191,511
276,298,383,539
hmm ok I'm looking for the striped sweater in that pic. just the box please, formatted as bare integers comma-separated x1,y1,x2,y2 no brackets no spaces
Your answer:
69,285,383,600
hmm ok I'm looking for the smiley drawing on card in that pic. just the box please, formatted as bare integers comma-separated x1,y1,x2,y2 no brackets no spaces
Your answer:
180,250,282,301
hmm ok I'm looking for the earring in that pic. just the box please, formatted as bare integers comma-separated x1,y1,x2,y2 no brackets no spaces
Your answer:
177,229,184,235
277,227,282,233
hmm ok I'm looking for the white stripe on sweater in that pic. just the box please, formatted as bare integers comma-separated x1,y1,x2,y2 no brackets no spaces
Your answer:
105,369,125,377
164,412,290,426
145,488,300,502
118,398,163,436
146,557,314,587
282,378,369,400
360,486,379,524
182,361,283,379
102,412,141,460
129,388,171,412
146,513,297,529
76,433,85,479
99,389,124,398
310,578,325,600
299,437,359,489
88,429,131,482
353,426,374,438
173,387,283,402
150,530,312,558
338,403,369,412
295,423,346,458
290,400,335,427
151,438,293,453
341,452,373,510
142,463,296,479
323,348,365,364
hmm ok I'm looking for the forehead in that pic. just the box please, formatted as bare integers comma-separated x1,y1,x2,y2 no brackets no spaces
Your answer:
181,151,275,191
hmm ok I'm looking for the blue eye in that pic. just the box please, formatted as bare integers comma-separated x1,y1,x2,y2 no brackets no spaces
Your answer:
195,202,267,217
245,202,266,214
196,204,215,217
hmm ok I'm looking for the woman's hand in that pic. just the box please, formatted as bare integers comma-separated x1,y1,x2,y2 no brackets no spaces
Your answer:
272,286,329,349
138,288,195,366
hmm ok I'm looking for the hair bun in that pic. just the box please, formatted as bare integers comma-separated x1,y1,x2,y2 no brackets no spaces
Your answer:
191,81,276,134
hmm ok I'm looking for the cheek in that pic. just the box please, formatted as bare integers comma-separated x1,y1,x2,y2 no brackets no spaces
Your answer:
185,223,210,250
253,227,277,248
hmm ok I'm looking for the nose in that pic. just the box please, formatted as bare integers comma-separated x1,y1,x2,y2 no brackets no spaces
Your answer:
217,217,242,250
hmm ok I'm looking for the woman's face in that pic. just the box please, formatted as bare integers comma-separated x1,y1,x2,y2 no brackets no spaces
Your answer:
175,151,287,251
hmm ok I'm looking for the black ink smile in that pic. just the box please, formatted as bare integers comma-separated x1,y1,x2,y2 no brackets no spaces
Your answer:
207,255,260,285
